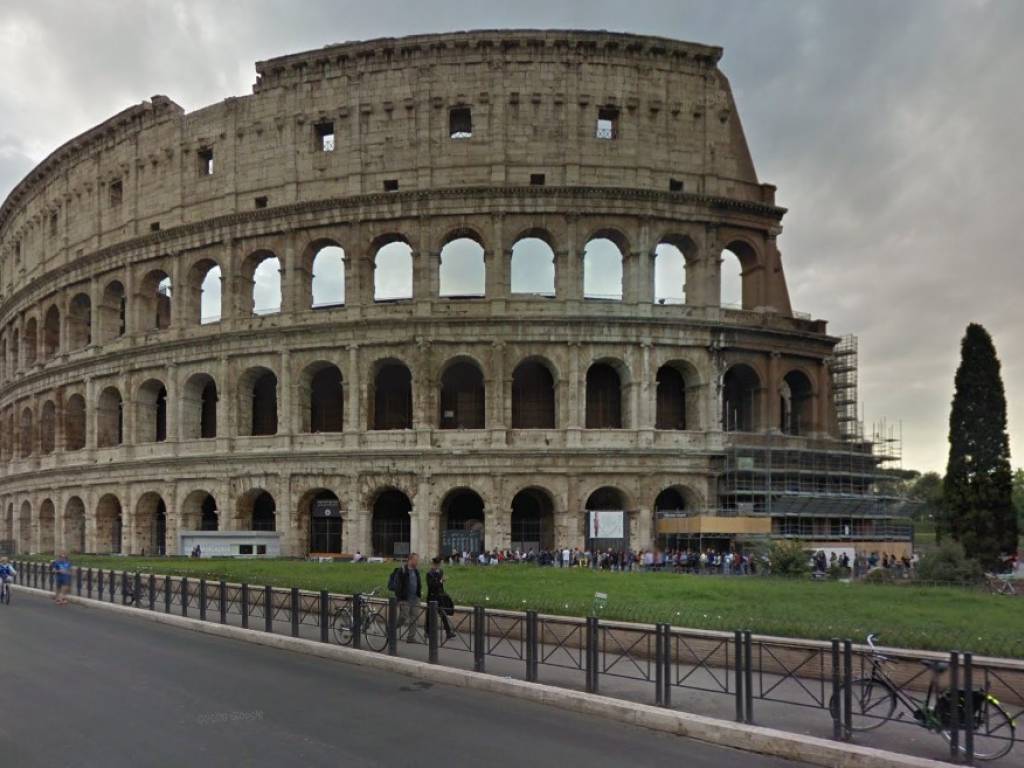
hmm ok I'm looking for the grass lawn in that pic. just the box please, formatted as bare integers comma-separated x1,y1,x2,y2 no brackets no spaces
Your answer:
24,554,1024,658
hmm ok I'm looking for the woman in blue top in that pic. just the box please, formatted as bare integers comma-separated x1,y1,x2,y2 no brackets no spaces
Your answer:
51,551,72,605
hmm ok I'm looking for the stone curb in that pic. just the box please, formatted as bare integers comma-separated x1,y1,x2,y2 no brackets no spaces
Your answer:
15,585,949,768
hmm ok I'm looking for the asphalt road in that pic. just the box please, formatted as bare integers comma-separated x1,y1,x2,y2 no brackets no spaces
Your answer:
0,590,812,768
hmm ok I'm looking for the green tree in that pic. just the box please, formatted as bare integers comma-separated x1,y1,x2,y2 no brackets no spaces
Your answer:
940,324,1017,568
908,471,944,522
1014,468,1024,530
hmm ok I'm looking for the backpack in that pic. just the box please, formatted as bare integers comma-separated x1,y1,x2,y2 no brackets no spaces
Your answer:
387,567,402,593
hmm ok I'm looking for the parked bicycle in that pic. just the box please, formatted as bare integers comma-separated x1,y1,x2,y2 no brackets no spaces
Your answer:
332,589,389,652
985,573,1017,597
831,633,1016,761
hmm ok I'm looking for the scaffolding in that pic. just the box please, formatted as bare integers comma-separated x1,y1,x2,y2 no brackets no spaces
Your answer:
831,334,861,441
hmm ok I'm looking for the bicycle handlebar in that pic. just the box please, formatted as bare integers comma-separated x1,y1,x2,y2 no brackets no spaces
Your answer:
867,633,879,649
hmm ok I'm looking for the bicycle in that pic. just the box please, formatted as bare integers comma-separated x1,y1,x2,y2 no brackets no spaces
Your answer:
985,573,1017,597
0,579,11,605
332,589,389,652
830,633,1016,761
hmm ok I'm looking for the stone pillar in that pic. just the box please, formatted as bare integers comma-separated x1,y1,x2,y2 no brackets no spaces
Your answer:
279,349,293,436
346,344,360,436
767,352,781,433
489,507,512,551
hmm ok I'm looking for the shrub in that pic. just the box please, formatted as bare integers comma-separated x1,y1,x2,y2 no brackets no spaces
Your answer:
915,541,984,584
767,539,811,577
864,567,897,584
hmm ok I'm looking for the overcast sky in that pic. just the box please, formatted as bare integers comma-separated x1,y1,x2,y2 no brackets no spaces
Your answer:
1,0,1020,473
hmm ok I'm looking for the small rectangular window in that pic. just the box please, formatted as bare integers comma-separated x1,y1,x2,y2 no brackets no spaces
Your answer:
198,147,214,176
383,179,399,192
49,213,59,237
254,196,268,209
530,173,546,186
256,544,267,555
315,121,335,152
669,178,684,192
14,241,21,262
109,179,123,207
449,106,472,139
238,544,253,555
596,107,619,140
150,222,161,232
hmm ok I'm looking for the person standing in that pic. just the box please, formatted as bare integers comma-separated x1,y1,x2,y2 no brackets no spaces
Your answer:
389,553,422,643
426,557,457,640
50,551,72,605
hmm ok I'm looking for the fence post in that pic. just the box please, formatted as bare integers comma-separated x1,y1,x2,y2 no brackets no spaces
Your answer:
427,600,439,663
76,567,82,597
843,639,853,741
962,652,974,765
219,581,227,624
734,630,745,723
199,578,207,621
48,564,54,592
661,624,672,708
164,575,171,613
120,571,128,605
585,616,598,693
87,567,93,598
831,638,842,740
525,611,539,683
473,605,486,673
241,584,249,629
387,597,399,656
181,577,189,617
744,630,754,725
655,623,665,707
352,593,362,650
108,569,115,602
319,591,329,643
949,651,961,763
97,569,103,600
134,572,142,608
290,587,300,638
264,586,273,633
148,574,155,610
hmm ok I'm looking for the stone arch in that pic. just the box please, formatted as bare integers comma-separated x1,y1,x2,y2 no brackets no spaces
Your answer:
96,386,123,447
244,250,282,315
585,359,628,429
371,487,411,557
300,361,344,433
299,488,342,555
186,258,222,325
510,230,556,296
583,229,629,301
98,279,127,342
438,356,485,429
135,378,168,443
181,489,219,531
439,487,486,555
369,358,413,430
138,269,172,332
308,240,346,309
37,498,56,553
655,360,700,431
653,485,701,514
372,235,413,302
722,363,761,433
237,366,278,436
63,496,86,553
95,494,123,554
133,491,167,555
510,486,555,552
42,304,61,358
22,316,37,366
64,393,86,450
653,234,697,305
39,400,56,454
182,373,218,439
780,368,815,435
438,231,485,298
18,405,34,457
236,488,276,531
721,238,760,310
511,356,557,429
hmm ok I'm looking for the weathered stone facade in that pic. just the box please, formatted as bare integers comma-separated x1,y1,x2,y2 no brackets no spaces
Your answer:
0,30,839,558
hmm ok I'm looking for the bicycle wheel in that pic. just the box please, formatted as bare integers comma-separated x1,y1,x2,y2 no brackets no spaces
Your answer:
829,678,897,732
942,696,1016,762
363,610,390,652
332,607,354,646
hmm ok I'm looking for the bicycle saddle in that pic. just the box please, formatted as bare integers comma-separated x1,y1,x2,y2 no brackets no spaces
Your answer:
919,659,949,673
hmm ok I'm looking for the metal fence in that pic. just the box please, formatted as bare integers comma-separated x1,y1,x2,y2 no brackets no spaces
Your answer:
13,560,1022,764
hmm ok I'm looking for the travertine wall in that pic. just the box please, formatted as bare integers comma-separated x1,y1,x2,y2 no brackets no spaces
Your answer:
0,30,839,557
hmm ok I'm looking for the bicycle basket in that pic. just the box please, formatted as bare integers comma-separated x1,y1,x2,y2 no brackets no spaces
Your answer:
935,689,986,728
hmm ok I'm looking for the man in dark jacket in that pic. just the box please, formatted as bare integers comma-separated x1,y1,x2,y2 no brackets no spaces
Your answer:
392,553,421,642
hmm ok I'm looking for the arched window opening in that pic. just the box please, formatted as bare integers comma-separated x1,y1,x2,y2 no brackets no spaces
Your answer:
43,305,61,358
183,374,217,440
654,488,687,515
65,394,86,451
96,495,123,554
371,362,412,430
440,489,485,556
510,488,555,552
307,364,344,433
135,493,167,555
16,502,31,554
655,365,687,430
311,245,345,308
38,499,55,553
439,360,485,429
201,380,218,438
510,237,556,296
97,386,124,447
511,360,556,429
136,379,168,443
249,371,278,436
781,370,814,436
654,242,687,305
11,329,18,372
439,237,485,298
196,263,222,324
583,237,623,301
307,489,342,554
201,494,219,531
63,497,86,553
18,407,34,458
722,364,761,433
138,270,172,332
182,490,218,532
373,240,413,301
585,487,628,549
238,490,276,532
251,254,282,315
40,401,56,454
22,318,37,367
98,281,126,342
371,489,411,557
585,363,623,429
721,244,754,309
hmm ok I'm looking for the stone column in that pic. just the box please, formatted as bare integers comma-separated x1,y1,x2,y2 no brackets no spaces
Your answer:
767,352,781,433
346,344,360,439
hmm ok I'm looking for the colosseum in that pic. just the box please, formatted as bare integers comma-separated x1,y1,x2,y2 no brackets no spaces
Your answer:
0,30,911,560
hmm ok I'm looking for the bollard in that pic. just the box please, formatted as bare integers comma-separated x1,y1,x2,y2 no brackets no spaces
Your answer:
352,593,363,650
264,586,273,633
319,591,330,643
473,605,487,673
290,587,300,638
241,584,249,629
181,577,189,617
427,600,439,664
949,651,961,762
164,575,171,613
148,574,155,610
843,640,853,741
734,630,745,723
199,578,207,621
831,638,842,741
387,597,399,656
525,611,539,683
963,652,974,765
744,630,754,725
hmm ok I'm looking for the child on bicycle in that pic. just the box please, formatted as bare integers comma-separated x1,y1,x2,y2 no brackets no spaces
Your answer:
0,557,16,602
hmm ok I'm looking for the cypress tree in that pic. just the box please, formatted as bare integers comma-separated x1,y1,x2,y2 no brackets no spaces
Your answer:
941,323,1017,568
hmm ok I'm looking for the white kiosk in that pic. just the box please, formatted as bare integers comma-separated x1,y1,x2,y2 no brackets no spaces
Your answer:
178,530,282,558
